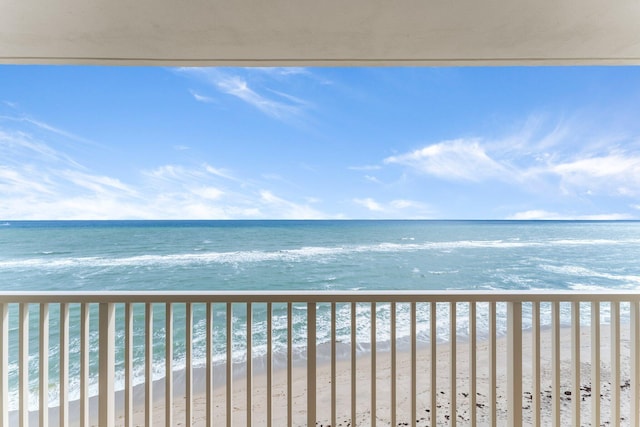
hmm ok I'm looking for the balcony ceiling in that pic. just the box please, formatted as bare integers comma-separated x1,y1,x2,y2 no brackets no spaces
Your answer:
1,0,640,66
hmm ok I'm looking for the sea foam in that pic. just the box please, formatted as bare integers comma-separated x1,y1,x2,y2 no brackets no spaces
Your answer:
1,237,637,271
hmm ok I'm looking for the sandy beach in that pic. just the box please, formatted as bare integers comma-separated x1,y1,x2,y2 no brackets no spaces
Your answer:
100,323,635,426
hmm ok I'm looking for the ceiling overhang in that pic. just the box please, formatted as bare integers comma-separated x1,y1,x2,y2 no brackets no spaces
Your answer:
2,0,640,66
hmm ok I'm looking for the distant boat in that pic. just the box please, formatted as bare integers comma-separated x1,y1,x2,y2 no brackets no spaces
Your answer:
0,222,10,226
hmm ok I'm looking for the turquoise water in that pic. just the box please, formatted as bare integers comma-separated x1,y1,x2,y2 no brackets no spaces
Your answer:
3,220,640,293
2,220,640,409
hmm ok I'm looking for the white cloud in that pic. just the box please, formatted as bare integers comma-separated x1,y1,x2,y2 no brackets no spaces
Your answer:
2,157,332,219
1,116,336,220
0,128,82,168
60,170,138,196
120,165,332,219
204,164,236,181
259,190,327,219
144,164,193,181
143,163,235,185
216,76,303,120
0,196,147,221
247,67,333,85
550,152,640,196
553,154,638,178
265,89,310,107
0,165,54,195
353,197,432,218
189,90,216,104
0,114,97,147
381,116,640,216
249,67,310,77
390,199,423,210
190,186,224,200
178,68,308,123
384,139,510,182
353,198,384,212
0,124,147,219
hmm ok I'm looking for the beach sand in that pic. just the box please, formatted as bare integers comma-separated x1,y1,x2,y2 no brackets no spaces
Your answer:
103,323,635,426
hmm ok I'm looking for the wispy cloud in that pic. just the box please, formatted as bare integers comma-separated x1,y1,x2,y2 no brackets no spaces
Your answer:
178,68,310,123
264,88,310,107
0,104,337,220
384,139,511,182
384,116,640,199
216,76,304,121
0,123,144,219
248,67,333,85
0,128,83,169
249,67,310,77
390,199,425,210
354,197,384,212
0,114,97,147
189,90,216,104
143,164,198,182
59,170,138,196
0,165,55,196
143,163,235,185
190,186,224,200
550,151,640,196
353,197,432,218
204,164,237,181
1,113,335,219
2,150,335,219
259,190,326,219
364,175,382,184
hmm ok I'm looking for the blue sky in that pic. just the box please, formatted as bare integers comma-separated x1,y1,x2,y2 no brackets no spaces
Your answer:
1,65,640,220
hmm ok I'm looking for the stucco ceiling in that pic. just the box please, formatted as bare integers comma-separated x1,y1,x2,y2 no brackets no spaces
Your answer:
2,0,640,66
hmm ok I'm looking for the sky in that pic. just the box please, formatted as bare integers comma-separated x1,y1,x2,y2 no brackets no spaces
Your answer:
1,65,640,220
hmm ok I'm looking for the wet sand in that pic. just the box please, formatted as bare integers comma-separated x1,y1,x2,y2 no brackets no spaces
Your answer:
112,323,634,426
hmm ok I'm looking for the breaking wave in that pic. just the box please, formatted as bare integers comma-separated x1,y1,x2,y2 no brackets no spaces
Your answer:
2,237,637,270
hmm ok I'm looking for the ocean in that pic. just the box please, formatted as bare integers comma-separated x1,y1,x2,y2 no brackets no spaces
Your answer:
2,220,640,409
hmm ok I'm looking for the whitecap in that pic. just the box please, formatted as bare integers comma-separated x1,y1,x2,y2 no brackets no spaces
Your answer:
541,264,640,285
3,237,638,271
568,283,610,291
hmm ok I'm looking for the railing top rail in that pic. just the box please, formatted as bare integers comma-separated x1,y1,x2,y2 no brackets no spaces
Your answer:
1,290,640,304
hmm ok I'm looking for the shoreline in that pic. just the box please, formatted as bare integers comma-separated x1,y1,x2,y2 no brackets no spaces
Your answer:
116,322,637,426
10,323,634,426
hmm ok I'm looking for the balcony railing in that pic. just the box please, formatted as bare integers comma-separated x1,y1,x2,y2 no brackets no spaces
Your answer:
0,291,639,426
